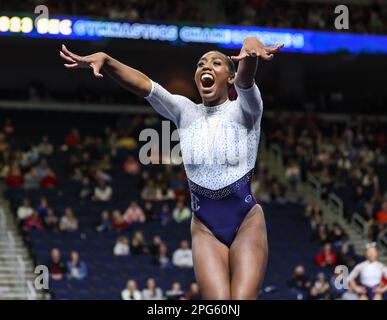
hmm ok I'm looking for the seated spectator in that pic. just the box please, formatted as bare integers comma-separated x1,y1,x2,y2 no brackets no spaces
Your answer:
153,243,172,268
142,278,164,300
96,210,112,232
121,280,142,300
36,158,50,180
141,180,158,201
114,236,130,256
36,196,49,219
329,223,348,246
185,282,201,300
143,201,157,221
40,169,59,188
93,167,112,184
315,243,337,268
47,248,67,281
23,210,44,231
172,240,193,268
122,155,141,175
37,135,54,156
172,200,191,223
159,203,171,225
23,144,39,166
111,210,128,232
23,167,40,189
149,235,163,256
79,176,93,200
130,231,148,255
166,282,185,300
66,251,87,280
309,272,330,300
44,208,59,231
59,207,79,232
93,180,112,201
123,201,145,225
5,165,23,188
17,198,34,223
71,167,84,182
311,223,329,244
285,160,300,186
336,242,357,269
64,128,81,148
284,185,301,203
288,265,311,299
156,183,175,201
99,154,112,172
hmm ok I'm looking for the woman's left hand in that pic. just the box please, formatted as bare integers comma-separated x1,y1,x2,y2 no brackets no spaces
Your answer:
231,37,284,61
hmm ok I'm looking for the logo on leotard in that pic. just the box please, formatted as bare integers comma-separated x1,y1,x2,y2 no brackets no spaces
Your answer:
191,193,201,212
244,195,252,203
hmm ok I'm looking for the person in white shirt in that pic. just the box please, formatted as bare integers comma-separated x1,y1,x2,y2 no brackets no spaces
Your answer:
142,278,164,300
172,240,193,268
114,236,130,256
121,280,142,300
349,243,387,300
17,198,34,221
93,180,113,201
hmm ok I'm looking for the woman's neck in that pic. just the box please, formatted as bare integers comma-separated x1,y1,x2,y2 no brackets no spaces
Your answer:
202,96,228,107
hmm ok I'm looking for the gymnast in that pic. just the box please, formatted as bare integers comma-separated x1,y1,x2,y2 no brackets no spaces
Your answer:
60,36,283,299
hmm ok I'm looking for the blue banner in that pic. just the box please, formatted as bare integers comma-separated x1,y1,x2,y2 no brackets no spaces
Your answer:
1,14,387,55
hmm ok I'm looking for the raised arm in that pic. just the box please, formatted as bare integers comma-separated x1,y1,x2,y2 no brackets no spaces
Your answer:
231,37,283,88
60,45,152,97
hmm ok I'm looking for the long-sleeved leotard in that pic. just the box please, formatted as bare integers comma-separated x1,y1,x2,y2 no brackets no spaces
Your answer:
145,81,263,246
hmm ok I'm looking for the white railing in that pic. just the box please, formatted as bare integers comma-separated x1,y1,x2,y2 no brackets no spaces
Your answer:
7,231,15,261
0,207,31,298
378,230,387,254
351,213,368,239
307,176,322,206
0,208,5,230
17,255,26,289
327,193,345,225
26,280,37,300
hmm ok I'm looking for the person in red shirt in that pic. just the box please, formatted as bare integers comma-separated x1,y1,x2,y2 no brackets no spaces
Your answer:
40,169,59,188
5,165,23,188
315,243,337,267
375,201,387,225
64,128,81,147
23,210,44,231
111,210,128,232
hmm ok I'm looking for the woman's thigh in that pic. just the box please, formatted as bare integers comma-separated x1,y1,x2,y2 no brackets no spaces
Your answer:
191,216,231,300
229,204,268,300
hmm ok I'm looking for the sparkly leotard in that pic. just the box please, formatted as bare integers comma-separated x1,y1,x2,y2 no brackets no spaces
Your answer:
145,80,263,246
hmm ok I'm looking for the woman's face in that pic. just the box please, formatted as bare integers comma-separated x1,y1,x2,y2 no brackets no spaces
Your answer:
194,51,234,106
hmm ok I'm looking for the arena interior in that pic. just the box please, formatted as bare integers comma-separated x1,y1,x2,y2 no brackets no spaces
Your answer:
0,0,386,300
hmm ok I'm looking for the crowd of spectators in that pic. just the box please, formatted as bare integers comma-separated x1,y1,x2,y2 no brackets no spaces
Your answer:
267,114,387,241
1,107,385,299
5,0,387,34
267,114,387,299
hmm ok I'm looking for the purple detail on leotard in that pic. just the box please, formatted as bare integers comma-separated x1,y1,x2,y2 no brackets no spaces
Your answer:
189,170,256,247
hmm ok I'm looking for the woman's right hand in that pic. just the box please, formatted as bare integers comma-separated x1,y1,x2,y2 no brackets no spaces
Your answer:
60,44,107,78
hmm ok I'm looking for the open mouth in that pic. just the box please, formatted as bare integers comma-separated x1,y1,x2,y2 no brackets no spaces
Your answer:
200,73,215,88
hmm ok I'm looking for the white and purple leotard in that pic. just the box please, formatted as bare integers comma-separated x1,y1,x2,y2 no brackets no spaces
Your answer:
145,81,263,246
